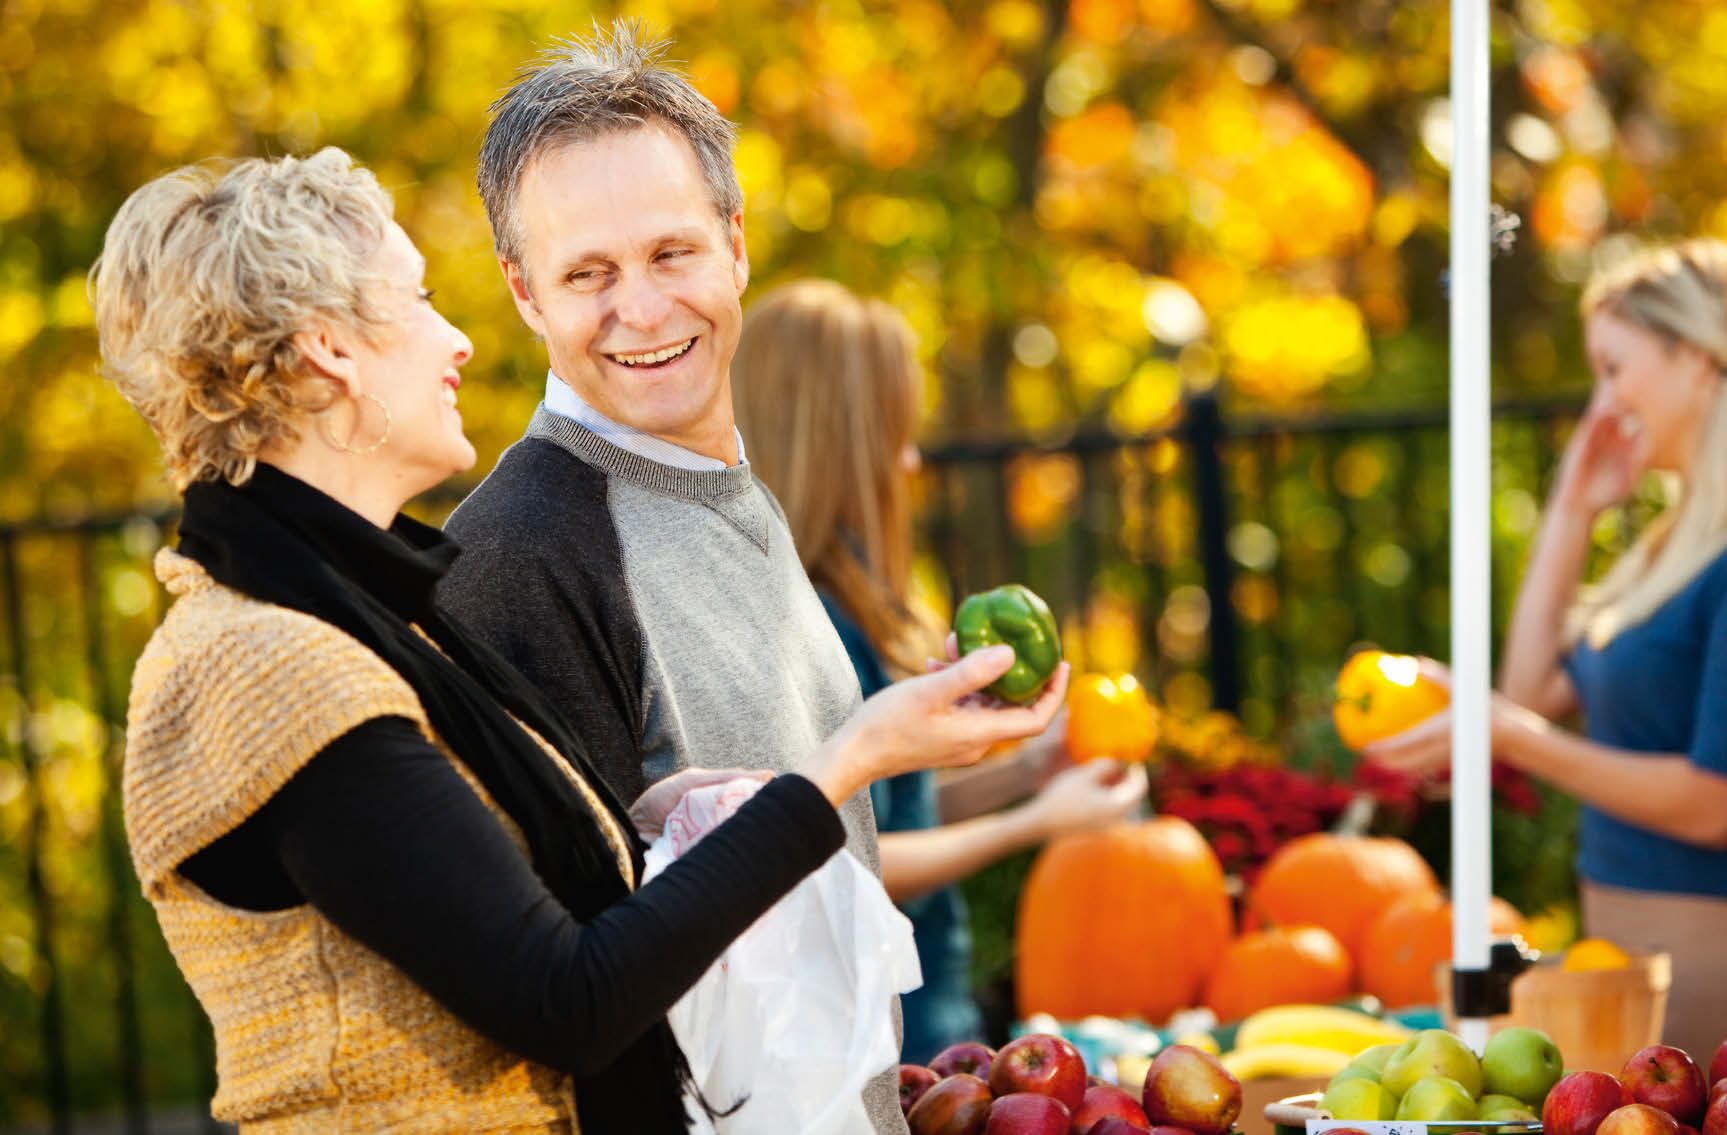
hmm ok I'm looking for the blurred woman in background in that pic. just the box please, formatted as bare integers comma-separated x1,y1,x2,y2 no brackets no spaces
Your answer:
733,279,1146,1063
1367,239,1727,1057
93,151,1065,1132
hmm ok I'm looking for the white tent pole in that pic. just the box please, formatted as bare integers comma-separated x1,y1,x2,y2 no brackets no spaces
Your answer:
1450,0,1493,1054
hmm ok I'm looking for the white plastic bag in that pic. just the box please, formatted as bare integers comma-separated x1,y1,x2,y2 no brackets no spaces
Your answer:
642,778,921,1135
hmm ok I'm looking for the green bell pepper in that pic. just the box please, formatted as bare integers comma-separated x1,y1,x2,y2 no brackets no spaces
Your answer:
953,583,1062,703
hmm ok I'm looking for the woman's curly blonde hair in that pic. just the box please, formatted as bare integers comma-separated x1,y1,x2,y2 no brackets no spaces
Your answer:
91,147,394,491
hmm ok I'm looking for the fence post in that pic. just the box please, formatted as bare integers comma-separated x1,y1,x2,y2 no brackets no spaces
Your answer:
1184,391,1241,714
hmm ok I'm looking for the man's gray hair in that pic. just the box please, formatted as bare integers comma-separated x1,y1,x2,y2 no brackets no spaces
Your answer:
478,21,742,271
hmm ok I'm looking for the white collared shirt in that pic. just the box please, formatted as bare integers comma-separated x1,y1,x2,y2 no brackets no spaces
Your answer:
543,371,746,471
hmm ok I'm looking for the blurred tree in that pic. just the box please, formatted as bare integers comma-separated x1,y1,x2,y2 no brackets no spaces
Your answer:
3,0,1726,517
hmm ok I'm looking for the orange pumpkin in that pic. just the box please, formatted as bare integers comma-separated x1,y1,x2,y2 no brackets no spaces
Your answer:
1246,833,1440,961
1203,925,1353,1024
1016,818,1232,1022
1358,891,1526,1008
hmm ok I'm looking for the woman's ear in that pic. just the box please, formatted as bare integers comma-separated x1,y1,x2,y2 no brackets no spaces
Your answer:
291,322,362,398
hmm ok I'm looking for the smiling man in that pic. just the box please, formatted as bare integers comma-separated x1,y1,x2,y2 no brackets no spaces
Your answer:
437,25,909,1134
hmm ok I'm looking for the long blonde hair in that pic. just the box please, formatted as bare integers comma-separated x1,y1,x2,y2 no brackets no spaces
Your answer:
733,279,938,673
1567,238,1727,649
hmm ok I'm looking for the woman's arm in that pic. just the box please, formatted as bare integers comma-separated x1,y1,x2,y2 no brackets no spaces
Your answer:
249,718,847,1077
1496,503,1591,718
879,759,1147,904
1362,673,1727,850
1499,400,1647,717
1494,710,1727,849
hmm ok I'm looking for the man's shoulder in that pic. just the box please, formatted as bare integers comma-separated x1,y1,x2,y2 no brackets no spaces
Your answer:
445,438,612,553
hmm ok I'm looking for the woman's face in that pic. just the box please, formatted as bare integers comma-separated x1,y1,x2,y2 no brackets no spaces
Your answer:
1584,308,1717,473
346,222,476,489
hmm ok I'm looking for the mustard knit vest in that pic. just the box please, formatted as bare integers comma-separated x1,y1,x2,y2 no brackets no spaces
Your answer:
124,550,635,1133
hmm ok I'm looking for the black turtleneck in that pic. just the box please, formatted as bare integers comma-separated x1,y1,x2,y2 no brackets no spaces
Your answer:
175,466,846,1078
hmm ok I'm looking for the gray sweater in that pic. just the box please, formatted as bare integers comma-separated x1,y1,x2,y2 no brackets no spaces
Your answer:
440,406,905,1133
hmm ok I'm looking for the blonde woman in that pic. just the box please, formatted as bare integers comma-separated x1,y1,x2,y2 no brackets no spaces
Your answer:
733,280,1146,1063
94,152,1064,1133
1367,239,1727,1056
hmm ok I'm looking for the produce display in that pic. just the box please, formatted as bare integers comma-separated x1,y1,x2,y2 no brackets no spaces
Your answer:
1302,1027,1727,1135
954,583,1062,703
900,1037,1243,1135
1314,1026,1559,1122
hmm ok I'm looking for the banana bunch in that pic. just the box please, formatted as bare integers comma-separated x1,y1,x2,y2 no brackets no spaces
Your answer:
1220,1005,1413,1082
1220,1042,1354,1081
1234,1005,1411,1054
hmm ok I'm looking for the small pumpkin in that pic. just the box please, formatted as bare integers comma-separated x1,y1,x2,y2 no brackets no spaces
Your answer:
1357,890,1526,1009
1246,832,1440,961
1016,818,1232,1023
1203,925,1353,1024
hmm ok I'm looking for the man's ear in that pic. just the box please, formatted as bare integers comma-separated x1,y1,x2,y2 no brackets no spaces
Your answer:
501,258,548,338
291,322,361,398
728,210,750,294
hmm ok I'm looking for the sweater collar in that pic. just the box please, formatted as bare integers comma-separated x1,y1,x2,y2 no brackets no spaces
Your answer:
190,463,459,623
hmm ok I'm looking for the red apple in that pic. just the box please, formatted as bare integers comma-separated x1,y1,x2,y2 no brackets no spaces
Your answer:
1089,1120,1155,1135
1599,1104,1684,1135
1547,1072,1636,1135
1070,1083,1151,1134
987,1092,1073,1135
901,1065,941,1115
990,1035,1089,1112
908,1073,994,1135
1714,1083,1727,1107
1710,1043,1727,1092
1681,1125,1701,1135
933,1041,1000,1082
1623,1046,1709,1125
1703,1092,1727,1135
1141,1045,1243,1135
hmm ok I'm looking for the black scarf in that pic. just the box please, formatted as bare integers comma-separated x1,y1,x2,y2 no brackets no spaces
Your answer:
177,464,697,1133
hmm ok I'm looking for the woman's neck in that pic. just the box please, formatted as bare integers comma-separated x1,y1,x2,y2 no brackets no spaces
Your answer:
258,445,413,529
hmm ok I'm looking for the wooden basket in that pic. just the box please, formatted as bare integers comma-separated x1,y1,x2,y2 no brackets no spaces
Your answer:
1440,952,1671,1074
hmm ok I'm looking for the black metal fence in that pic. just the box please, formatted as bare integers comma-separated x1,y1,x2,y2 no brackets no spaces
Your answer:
0,393,1587,1130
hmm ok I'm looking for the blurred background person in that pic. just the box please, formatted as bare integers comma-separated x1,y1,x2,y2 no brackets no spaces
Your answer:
93,151,1067,1133
1366,238,1727,1057
733,278,1147,1063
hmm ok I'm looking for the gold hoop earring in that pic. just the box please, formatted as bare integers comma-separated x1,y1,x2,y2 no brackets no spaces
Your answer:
324,392,392,455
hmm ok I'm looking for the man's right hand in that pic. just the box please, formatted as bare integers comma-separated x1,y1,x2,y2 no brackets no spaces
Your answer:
807,644,1070,808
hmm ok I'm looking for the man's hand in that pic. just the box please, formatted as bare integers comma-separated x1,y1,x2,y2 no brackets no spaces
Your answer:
628,767,773,840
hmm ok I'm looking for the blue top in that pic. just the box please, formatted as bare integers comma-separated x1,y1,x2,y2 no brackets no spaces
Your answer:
1563,543,1727,897
818,593,982,1064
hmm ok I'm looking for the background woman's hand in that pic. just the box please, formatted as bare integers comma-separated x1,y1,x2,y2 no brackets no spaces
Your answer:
1020,758,1148,840
1554,391,1650,518
629,767,774,840
1360,658,1545,779
810,644,1070,806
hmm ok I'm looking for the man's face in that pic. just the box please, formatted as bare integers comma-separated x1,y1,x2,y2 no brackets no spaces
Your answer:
503,125,749,458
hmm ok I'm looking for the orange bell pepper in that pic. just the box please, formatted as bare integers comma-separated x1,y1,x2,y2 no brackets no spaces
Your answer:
1066,672,1158,762
1331,650,1449,751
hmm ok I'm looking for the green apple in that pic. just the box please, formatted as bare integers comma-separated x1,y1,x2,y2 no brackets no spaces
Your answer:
1383,1030,1485,1100
1480,1027,1564,1108
1333,1043,1404,1085
1323,1077,1400,1121
1397,1076,1479,1122
1477,1093,1541,1122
